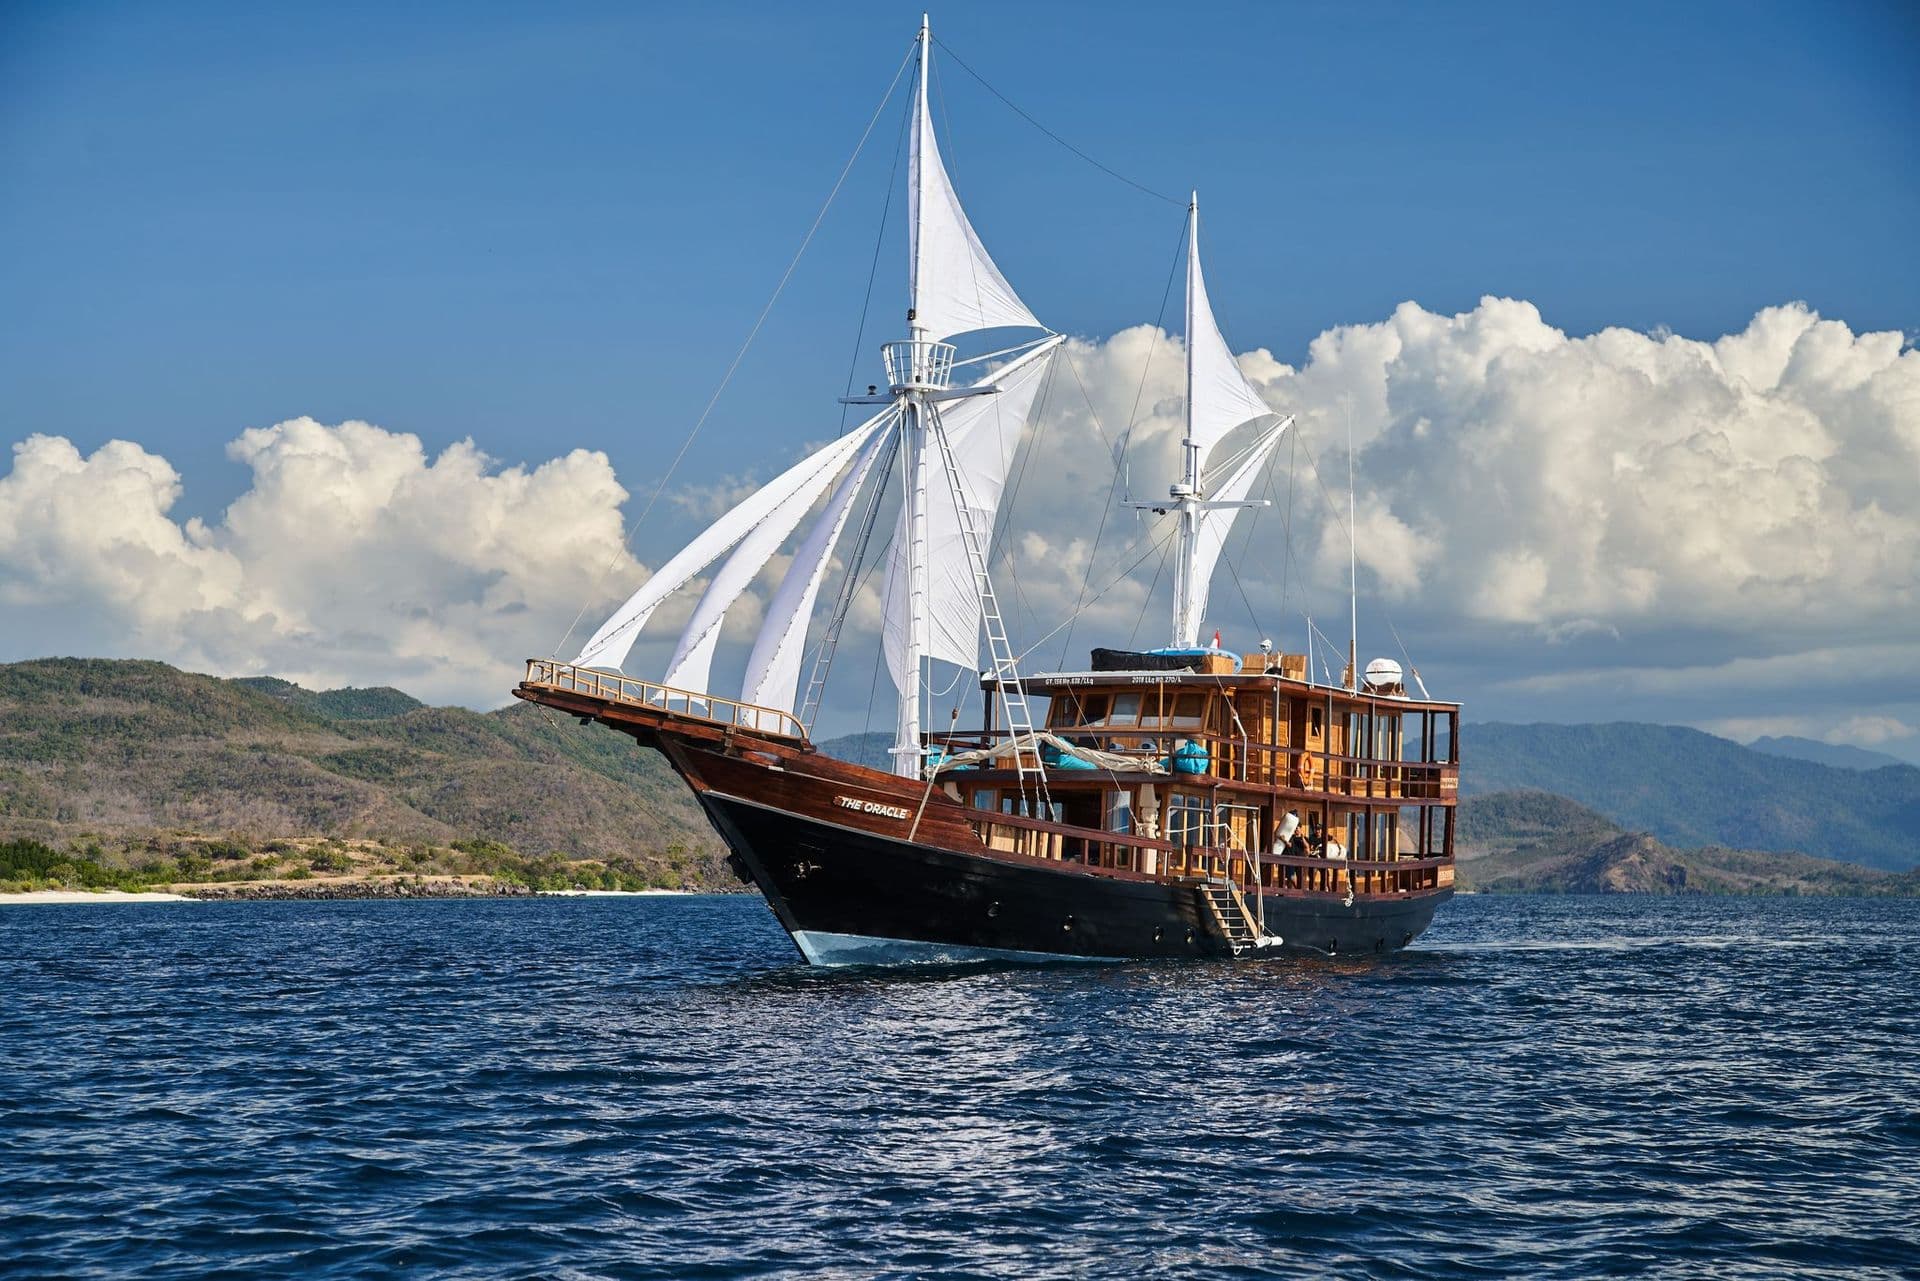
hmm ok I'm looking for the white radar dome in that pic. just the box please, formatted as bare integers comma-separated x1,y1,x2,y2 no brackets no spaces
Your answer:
1363,658,1403,689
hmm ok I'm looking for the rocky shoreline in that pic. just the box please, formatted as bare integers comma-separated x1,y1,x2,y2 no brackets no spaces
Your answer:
182,877,537,902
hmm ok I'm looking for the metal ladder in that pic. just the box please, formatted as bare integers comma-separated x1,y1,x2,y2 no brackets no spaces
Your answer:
1197,881,1266,957
927,408,1049,810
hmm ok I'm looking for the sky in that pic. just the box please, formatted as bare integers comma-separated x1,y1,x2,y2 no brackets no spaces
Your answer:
2,1,1917,758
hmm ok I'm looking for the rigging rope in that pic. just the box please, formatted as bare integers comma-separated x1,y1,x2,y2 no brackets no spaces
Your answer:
837,77,916,430
551,38,918,660
1285,419,1433,688
932,35,1183,207
1057,213,1190,666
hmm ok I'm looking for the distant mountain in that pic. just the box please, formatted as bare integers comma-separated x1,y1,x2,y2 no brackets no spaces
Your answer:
1464,723,1920,871
1746,735,1908,772
0,658,728,888
1457,790,1916,896
817,731,895,771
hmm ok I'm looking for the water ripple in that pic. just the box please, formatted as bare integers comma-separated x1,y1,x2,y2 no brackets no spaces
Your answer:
1,894,1916,1277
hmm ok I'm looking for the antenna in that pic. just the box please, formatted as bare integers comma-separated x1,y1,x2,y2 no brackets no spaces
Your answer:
1346,398,1357,691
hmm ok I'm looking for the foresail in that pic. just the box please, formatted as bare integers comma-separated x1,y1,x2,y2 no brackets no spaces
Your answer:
881,336,1061,681
1185,197,1273,471
659,419,889,696
909,22,1042,343
738,426,892,716
574,412,890,673
1175,421,1286,647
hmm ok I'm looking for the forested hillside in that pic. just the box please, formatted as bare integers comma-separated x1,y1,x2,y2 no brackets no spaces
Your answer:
0,658,727,890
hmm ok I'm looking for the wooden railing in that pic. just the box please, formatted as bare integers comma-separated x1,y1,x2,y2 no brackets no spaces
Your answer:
521,659,806,740
962,805,1448,897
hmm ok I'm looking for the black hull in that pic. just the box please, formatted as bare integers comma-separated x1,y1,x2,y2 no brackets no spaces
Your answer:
700,791,1449,965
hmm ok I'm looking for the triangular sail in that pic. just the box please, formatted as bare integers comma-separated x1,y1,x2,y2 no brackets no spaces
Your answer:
880,337,1060,683
574,410,891,672
1185,195,1273,471
908,17,1041,343
660,418,888,695
738,425,893,716
1175,422,1286,646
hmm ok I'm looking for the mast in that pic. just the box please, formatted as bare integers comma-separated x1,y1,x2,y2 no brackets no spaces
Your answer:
1143,192,1284,649
1171,192,1204,648
893,11,935,778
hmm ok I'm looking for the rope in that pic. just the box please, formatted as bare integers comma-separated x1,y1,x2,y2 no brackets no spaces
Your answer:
932,35,1183,207
551,38,918,659
1287,419,1433,691
837,77,916,429
1058,214,1189,666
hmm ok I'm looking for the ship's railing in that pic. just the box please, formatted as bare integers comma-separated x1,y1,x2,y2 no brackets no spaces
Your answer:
521,659,806,741
963,804,1447,897
883,339,957,391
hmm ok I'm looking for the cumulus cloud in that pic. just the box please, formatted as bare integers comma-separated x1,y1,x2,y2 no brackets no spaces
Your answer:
0,420,641,705
1824,715,1915,748
979,298,1919,753
2,299,1915,750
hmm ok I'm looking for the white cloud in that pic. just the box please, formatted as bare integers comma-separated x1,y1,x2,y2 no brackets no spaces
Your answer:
0,420,641,705
2,298,1915,736
1823,715,1915,748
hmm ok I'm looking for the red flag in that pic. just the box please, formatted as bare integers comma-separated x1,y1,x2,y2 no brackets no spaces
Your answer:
1211,629,1222,650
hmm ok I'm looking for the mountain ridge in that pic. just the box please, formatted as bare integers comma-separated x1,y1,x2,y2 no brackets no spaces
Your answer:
0,657,728,890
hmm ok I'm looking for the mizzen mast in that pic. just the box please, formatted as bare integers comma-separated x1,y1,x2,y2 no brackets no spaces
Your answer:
1146,193,1293,649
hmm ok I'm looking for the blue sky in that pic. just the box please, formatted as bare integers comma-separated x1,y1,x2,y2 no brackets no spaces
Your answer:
6,1,1914,514
2,2,1917,753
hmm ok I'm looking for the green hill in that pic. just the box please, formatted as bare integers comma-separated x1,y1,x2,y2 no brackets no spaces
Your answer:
1464,722,1920,871
817,731,895,771
0,658,727,890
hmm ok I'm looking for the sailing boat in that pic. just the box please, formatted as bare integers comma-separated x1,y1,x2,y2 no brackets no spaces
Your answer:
516,16,1460,963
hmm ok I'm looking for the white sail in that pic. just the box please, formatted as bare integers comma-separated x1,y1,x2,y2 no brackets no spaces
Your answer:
881,337,1060,680
1185,194,1273,469
1174,421,1287,646
660,420,885,695
575,412,890,672
908,16,1041,343
738,425,892,716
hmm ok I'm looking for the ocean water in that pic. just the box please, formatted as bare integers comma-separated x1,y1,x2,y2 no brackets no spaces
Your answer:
1,894,1915,1279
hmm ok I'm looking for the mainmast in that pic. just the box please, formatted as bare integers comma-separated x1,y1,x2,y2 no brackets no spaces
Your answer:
865,13,1056,782
892,11,936,778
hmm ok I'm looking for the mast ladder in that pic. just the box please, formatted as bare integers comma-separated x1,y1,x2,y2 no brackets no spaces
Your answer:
926,406,1049,811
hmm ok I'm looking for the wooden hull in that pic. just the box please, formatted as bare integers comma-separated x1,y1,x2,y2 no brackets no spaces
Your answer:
702,786,1449,963
510,675,1453,966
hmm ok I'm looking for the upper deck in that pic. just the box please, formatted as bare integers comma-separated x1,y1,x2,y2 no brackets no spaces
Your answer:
960,650,1460,804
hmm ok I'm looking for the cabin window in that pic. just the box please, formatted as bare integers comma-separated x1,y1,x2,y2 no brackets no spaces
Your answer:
1002,794,1063,823
1165,795,1210,847
1104,692,1143,726
1165,693,1205,728
1103,791,1133,834
1075,694,1109,725
1310,707,1324,737
972,789,995,810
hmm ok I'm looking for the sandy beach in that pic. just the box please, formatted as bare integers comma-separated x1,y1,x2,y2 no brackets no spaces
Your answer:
0,889,197,905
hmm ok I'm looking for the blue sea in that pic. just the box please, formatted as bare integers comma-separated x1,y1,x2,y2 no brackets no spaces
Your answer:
2,894,1915,1278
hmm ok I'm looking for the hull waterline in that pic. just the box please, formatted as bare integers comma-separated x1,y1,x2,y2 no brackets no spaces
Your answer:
701,791,1449,965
